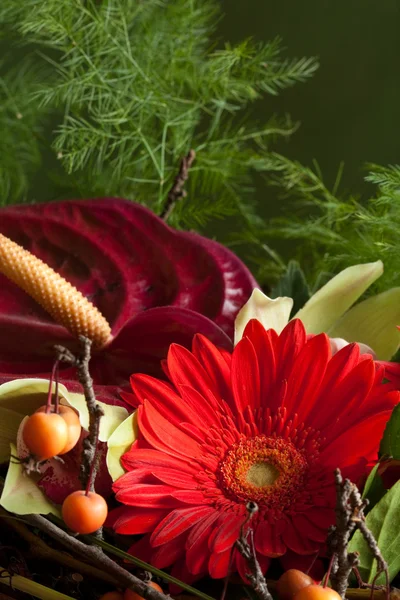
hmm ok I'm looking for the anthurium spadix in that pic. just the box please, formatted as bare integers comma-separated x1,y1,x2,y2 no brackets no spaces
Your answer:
235,261,400,360
0,198,257,391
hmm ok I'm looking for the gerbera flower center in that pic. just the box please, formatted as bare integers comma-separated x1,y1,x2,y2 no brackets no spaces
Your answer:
218,435,309,509
245,461,280,487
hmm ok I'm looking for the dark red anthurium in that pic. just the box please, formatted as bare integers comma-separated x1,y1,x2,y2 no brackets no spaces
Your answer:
0,198,257,391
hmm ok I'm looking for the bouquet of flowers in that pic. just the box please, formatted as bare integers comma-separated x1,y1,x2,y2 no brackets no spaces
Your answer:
0,2,399,600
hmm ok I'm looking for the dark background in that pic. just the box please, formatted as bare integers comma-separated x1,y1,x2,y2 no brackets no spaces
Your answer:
219,0,400,199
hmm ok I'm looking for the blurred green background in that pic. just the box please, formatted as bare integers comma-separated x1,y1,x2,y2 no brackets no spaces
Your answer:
220,0,400,199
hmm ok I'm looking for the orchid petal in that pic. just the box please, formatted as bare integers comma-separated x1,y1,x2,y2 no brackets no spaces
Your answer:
0,443,60,516
106,413,138,481
65,392,128,442
234,289,293,344
295,261,383,334
328,287,400,360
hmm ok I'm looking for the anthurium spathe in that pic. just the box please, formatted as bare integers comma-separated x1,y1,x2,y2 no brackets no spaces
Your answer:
235,261,400,360
0,378,128,512
0,198,257,388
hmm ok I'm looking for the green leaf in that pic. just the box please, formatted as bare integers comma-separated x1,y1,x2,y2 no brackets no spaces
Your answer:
380,404,400,459
0,442,60,517
362,463,387,511
348,479,400,583
106,412,138,481
270,260,310,316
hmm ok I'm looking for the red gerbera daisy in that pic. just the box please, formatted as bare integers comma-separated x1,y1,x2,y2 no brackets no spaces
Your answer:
111,319,399,582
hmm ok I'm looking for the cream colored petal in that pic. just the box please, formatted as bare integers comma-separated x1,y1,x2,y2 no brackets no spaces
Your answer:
0,442,60,516
295,261,383,334
234,289,293,344
63,393,128,443
328,287,400,360
106,412,138,481
0,408,24,463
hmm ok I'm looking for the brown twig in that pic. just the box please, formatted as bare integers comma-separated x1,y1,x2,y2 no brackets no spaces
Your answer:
0,508,120,587
328,469,389,600
55,337,104,492
21,513,170,600
160,149,196,221
327,470,360,598
235,502,273,600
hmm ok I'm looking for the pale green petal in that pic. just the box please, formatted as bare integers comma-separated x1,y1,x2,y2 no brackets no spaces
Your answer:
234,289,293,344
295,261,383,334
0,442,60,516
328,287,400,360
106,412,138,481
0,407,24,463
66,393,128,442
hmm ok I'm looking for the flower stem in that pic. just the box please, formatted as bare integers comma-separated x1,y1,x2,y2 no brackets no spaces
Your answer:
0,565,74,600
45,360,59,414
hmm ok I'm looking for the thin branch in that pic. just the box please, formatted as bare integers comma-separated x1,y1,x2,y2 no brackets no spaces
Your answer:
160,149,196,221
0,508,120,587
21,513,169,600
328,469,389,600
55,337,104,492
327,470,360,598
235,502,273,600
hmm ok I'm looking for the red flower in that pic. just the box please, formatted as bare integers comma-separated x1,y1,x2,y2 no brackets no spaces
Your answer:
0,198,256,390
111,319,399,582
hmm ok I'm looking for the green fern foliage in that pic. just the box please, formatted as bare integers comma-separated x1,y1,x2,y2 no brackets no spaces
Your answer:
263,153,400,292
0,0,317,243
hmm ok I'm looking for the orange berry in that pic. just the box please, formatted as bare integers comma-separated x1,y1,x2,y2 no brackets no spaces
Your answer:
23,412,69,460
277,569,314,600
294,585,342,600
36,405,82,454
124,581,163,600
99,592,124,600
62,490,108,534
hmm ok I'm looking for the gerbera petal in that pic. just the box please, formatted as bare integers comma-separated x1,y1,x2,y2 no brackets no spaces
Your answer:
208,549,233,579
167,344,218,405
231,336,260,414
313,357,376,435
192,334,232,402
150,468,199,489
210,514,244,554
243,319,278,406
305,343,361,426
121,448,196,475
138,401,201,460
151,533,188,569
283,521,321,555
284,333,330,416
254,520,287,557
150,506,215,547
107,506,167,534
178,385,222,428
293,513,330,543
130,374,191,426
186,511,220,575
114,482,179,508
320,410,395,467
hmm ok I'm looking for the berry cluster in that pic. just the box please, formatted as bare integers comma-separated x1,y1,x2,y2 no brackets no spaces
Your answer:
277,570,341,600
22,377,108,535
